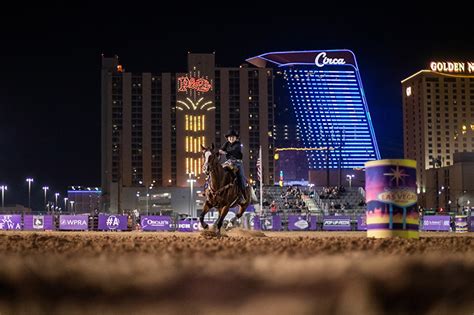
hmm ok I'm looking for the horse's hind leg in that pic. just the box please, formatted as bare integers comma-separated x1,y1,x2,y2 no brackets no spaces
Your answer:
200,201,211,230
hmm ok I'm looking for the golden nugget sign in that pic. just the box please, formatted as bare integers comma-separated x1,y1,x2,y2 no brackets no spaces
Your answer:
430,61,474,73
178,76,212,93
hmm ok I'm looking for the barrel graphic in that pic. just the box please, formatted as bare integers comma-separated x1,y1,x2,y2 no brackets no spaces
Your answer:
365,159,419,238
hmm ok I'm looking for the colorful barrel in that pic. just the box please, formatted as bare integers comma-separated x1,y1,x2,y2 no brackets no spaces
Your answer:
365,159,419,238
454,215,468,233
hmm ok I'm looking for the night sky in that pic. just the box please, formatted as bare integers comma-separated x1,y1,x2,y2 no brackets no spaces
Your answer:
1,4,473,209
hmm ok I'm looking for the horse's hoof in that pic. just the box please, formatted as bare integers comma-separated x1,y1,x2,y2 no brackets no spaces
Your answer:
202,223,209,230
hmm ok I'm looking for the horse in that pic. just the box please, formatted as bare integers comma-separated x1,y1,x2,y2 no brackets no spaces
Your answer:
200,144,257,234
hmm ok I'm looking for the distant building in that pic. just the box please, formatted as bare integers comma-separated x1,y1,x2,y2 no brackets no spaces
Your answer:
247,50,380,185
401,61,474,193
101,53,275,213
424,152,474,212
0,204,32,214
67,186,101,213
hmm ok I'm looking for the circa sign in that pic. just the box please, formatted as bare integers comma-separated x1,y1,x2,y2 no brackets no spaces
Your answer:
315,52,346,67
430,61,474,73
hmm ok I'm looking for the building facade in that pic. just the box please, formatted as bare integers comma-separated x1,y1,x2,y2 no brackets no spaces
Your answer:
67,187,102,213
424,152,473,212
401,61,474,194
247,50,380,184
102,53,274,213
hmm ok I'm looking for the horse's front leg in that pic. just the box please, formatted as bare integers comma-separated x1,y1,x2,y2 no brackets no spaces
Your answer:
214,205,230,235
200,201,212,230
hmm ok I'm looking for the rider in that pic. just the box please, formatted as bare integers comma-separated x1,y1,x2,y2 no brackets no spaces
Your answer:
219,128,247,199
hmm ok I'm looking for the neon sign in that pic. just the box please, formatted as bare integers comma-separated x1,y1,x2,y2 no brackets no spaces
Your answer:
430,61,474,73
178,76,212,92
315,52,346,67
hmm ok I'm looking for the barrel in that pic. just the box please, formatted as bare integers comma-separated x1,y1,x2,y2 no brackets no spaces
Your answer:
365,159,419,238
454,215,468,233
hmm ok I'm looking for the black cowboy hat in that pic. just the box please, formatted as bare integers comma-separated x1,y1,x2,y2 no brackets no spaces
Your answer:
225,128,239,138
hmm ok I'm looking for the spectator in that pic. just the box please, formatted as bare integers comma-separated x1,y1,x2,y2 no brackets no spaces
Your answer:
270,201,277,214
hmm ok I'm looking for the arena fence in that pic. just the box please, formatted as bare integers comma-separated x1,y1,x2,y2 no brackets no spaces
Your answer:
0,213,472,232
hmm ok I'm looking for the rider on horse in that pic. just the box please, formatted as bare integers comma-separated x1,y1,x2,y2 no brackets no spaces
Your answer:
219,128,247,201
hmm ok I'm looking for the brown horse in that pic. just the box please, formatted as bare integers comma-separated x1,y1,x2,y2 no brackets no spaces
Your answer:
200,144,256,234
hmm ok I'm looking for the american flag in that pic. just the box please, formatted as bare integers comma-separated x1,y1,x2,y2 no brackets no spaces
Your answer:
257,146,262,181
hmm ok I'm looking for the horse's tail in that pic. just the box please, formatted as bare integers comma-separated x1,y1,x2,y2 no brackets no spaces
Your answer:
249,186,258,203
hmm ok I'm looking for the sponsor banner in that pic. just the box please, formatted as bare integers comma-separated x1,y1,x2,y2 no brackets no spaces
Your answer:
141,216,171,231
261,215,282,231
322,216,351,231
0,214,22,230
357,215,367,231
59,215,89,230
98,214,129,231
422,215,450,231
23,215,54,231
177,220,200,232
471,216,474,232
288,215,309,231
455,215,468,233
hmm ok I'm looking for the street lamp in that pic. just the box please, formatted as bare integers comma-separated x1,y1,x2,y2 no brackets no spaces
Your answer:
187,172,197,218
42,186,49,212
55,193,60,207
26,178,34,209
0,185,7,209
346,174,355,188
70,200,75,214
64,197,68,212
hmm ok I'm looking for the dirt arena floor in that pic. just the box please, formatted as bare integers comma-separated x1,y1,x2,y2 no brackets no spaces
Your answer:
0,230,473,315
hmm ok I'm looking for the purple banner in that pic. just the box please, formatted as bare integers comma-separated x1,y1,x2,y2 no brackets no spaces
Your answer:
471,216,474,232
288,215,310,231
141,216,171,231
98,214,129,231
357,215,367,231
261,215,282,231
309,215,318,231
322,216,351,231
422,215,450,231
59,215,89,230
177,219,200,232
252,214,261,230
0,215,22,230
23,215,54,231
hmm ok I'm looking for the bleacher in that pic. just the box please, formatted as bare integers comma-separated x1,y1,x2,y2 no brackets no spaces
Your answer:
257,185,366,215
316,186,366,215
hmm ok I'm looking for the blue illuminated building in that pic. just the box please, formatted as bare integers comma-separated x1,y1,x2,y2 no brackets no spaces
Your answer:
247,50,380,170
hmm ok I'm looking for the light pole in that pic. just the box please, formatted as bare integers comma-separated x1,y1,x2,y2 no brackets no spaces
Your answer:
0,185,7,209
42,186,49,212
140,181,154,216
64,197,68,212
26,178,34,209
187,173,196,218
346,174,355,188
70,200,75,214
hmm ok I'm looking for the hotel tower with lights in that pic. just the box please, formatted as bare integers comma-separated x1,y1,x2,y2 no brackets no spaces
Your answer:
101,53,274,212
402,61,474,207
247,50,380,186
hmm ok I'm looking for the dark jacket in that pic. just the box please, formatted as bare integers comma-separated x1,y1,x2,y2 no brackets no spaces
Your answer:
221,141,243,160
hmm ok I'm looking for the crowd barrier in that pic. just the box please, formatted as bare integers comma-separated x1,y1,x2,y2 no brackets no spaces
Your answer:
0,213,472,232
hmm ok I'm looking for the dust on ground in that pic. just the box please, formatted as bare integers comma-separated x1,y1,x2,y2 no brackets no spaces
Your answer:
0,231,472,315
